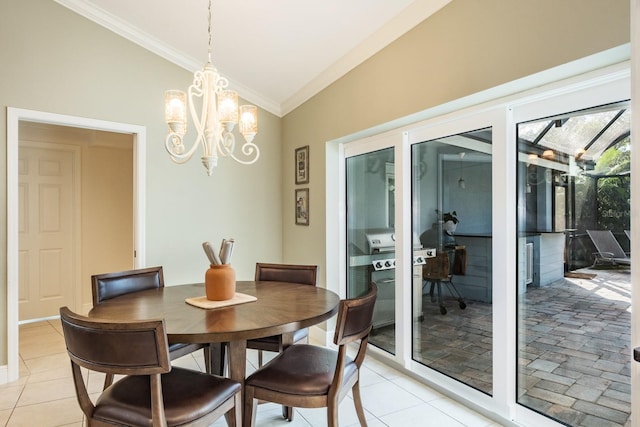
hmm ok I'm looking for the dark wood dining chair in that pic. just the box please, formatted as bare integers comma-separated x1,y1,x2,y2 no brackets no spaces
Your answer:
243,282,377,427
248,262,318,367
59,306,241,427
91,266,222,382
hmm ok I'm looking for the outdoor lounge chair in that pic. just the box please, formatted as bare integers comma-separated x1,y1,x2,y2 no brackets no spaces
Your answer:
586,230,631,266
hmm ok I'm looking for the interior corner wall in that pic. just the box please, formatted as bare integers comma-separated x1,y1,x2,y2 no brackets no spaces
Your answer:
0,0,283,366
281,0,630,289
81,134,135,312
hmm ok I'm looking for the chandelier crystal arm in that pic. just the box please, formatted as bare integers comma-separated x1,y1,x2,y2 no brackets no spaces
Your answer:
219,135,260,165
165,133,203,163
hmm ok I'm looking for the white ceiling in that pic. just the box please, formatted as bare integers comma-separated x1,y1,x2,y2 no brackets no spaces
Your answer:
55,0,450,117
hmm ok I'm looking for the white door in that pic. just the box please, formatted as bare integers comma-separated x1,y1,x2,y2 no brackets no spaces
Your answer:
18,142,80,320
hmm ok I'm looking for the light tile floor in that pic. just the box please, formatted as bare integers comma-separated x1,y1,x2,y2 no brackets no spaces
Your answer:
4,319,504,427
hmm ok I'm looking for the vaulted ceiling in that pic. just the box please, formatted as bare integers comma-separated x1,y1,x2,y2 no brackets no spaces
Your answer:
55,0,451,116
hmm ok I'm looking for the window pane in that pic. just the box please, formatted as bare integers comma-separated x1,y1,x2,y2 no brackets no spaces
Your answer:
411,128,493,395
516,102,631,426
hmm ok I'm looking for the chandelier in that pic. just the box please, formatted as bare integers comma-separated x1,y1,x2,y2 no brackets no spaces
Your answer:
164,0,259,176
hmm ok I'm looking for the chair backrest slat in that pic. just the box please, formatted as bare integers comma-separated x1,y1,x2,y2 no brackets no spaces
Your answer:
60,306,170,375
254,263,317,286
334,283,377,346
92,266,164,306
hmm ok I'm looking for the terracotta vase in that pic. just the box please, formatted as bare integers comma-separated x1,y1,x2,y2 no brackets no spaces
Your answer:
205,264,236,301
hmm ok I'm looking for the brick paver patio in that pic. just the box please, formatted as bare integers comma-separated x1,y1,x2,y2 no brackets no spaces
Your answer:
370,267,631,427
519,267,631,427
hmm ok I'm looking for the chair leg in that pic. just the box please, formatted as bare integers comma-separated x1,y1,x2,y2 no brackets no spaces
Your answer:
103,373,114,389
352,381,368,427
282,405,294,420
327,400,340,427
257,350,263,367
436,281,447,315
443,279,467,310
243,386,257,427
204,347,211,375
224,390,242,427
207,342,227,376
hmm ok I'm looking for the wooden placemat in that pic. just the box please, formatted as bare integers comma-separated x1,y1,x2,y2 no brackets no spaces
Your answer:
185,293,257,309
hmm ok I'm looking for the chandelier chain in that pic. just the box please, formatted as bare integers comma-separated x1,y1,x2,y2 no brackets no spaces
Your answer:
207,0,212,63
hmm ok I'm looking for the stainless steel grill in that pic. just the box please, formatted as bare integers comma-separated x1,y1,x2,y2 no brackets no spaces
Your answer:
353,230,431,329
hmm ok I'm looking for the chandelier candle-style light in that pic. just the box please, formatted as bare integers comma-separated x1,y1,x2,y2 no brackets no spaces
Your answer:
164,0,259,176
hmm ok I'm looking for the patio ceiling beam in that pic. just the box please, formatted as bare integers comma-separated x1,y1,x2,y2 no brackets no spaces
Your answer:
531,120,555,145
583,109,626,151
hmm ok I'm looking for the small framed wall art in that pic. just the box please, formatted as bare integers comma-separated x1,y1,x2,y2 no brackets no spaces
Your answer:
295,145,310,184
295,188,310,226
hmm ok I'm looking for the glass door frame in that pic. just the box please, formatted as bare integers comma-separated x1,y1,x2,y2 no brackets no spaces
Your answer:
510,65,631,427
331,60,631,427
406,108,509,416
343,130,411,362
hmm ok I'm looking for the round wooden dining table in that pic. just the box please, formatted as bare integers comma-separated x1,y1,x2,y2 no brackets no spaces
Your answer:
88,280,340,391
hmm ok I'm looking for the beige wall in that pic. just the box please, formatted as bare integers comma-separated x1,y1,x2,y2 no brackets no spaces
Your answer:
1,0,282,365
281,0,630,288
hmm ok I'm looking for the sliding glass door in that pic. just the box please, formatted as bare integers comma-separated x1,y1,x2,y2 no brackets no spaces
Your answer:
345,147,397,354
338,63,630,427
411,128,494,395
516,102,631,426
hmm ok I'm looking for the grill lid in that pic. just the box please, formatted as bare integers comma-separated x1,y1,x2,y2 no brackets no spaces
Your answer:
366,231,395,253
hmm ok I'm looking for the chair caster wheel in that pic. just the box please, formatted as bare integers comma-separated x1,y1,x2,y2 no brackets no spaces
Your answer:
440,306,447,315
459,300,466,309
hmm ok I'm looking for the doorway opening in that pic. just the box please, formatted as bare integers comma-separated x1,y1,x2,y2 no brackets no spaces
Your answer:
6,107,147,383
